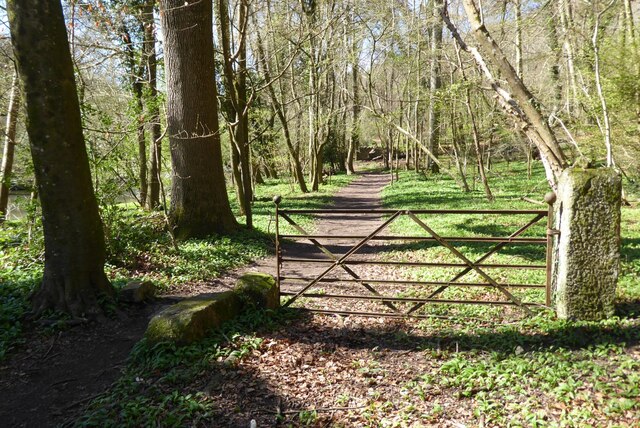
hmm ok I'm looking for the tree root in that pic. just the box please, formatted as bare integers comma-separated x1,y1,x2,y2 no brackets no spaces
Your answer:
30,267,115,319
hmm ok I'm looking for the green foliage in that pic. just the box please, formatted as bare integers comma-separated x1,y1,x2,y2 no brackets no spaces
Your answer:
65,161,640,426
103,207,271,289
381,164,550,313
380,163,640,426
0,172,354,360
0,220,43,359
396,313,640,426
242,172,356,232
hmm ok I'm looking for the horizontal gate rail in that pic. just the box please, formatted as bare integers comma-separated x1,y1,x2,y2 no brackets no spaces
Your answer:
274,197,555,317
280,258,547,270
280,291,542,306
279,277,546,288
279,235,546,244
299,309,535,320
280,209,547,215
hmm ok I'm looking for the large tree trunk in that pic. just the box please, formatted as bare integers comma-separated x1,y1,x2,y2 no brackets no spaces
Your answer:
8,0,114,316
145,1,162,210
160,0,238,238
0,72,20,222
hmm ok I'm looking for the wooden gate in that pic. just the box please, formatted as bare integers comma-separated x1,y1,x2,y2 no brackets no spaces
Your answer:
274,196,555,318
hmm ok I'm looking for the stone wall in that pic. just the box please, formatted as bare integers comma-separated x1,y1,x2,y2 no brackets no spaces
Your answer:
553,167,622,320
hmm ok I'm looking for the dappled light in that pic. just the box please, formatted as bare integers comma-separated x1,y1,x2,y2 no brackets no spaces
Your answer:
1,0,639,426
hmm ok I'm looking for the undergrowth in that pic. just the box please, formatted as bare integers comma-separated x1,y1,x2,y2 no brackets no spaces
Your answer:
72,162,639,427
70,309,298,427
375,163,640,426
0,172,355,360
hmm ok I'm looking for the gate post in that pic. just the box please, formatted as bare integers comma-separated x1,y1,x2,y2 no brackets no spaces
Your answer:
273,195,282,301
552,167,622,320
545,191,556,308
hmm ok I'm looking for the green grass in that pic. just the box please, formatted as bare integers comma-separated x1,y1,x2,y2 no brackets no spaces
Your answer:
0,220,44,360
375,163,640,426
6,162,639,426
379,164,553,315
0,172,355,360
76,162,638,427
247,172,356,233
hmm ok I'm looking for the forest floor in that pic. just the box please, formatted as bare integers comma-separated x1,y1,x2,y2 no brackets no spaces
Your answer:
0,171,359,427
2,165,640,427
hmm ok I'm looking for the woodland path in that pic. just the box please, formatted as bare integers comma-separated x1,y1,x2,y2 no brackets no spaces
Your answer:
0,171,391,427
240,171,391,284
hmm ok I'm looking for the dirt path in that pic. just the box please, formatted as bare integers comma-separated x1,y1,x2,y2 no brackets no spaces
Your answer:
272,172,405,315
242,171,390,278
0,172,390,427
187,172,465,426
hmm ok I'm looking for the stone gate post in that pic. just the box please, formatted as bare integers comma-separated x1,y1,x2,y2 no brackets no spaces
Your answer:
552,167,622,320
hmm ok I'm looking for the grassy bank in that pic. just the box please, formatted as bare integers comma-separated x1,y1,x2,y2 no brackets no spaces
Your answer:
374,164,640,425
0,172,355,360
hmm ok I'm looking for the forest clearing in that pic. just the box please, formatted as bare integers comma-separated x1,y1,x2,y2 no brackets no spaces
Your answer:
1,0,640,427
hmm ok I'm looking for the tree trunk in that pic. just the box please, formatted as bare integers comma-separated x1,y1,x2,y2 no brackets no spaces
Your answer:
447,0,568,189
236,0,253,228
253,17,308,193
134,79,147,208
346,9,359,175
426,0,444,174
514,0,523,79
305,8,321,192
592,1,615,167
145,1,162,210
215,0,252,226
546,7,563,113
559,0,579,117
120,25,148,209
623,0,640,149
160,0,238,238
449,100,471,193
8,0,114,316
0,72,20,221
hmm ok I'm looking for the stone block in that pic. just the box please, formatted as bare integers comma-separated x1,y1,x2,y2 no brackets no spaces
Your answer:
144,273,278,345
553,167,622,320
234,272,279,310
120,280,156,303
145,292,242,344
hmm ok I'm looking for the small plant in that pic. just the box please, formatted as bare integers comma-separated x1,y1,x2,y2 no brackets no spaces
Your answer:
336,393,351,406
297,410,318,426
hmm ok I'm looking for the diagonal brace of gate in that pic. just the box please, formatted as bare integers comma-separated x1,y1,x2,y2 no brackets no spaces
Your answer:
280,211,402,310
406,212,533,315
406,214,544,314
